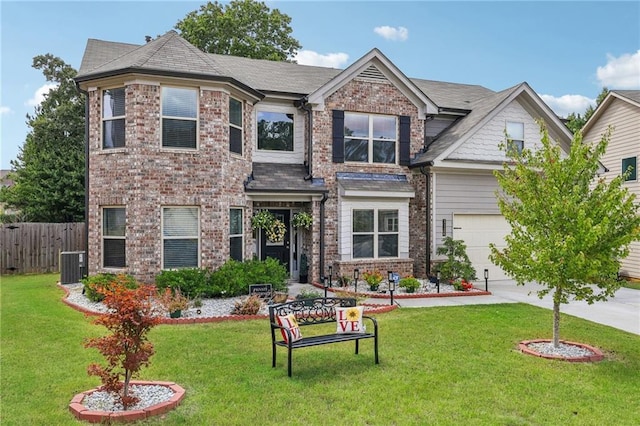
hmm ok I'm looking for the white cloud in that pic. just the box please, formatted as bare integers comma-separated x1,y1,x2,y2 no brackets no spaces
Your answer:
294,50,349,68
25,83,58,107
540,94,596,118
0,106,12,115
596,50,640,89
373,26,409,41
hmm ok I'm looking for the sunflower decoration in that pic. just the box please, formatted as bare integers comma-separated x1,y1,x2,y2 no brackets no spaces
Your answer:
346,307,361,321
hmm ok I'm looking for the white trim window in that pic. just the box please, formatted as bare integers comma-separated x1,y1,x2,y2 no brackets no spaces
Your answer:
229,97,243,155
162,87,198,149
344,113,397,164
102,207,125,268
230,208,243,261
352,208,399,258
506,121,524,156
257,110,294,151
102,88,125,149
162,207,199,269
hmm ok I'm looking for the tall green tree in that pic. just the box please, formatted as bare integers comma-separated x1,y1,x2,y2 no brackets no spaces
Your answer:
175,0,301,61
0,54,85,222
490,122,640,347
565,87,609,134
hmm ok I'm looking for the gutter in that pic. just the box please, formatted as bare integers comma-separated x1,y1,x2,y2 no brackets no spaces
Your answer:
76,83,90,279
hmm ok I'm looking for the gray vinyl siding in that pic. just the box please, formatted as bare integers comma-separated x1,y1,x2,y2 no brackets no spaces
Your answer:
425,116,457,138
433,171,501,248
583,97,640,278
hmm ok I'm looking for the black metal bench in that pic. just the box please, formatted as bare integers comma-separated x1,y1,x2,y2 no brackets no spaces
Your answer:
269,297,379,377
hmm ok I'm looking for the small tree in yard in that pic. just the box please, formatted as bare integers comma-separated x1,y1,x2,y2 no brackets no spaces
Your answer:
490,121,640,347
84,276,161,409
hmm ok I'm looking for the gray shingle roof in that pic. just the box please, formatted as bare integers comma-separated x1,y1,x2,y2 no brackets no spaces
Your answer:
77,31,228,81
411,84,522,165
76,32,495,110
245,163,327,193
612,90,640,104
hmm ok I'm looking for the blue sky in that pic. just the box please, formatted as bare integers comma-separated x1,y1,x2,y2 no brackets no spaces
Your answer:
1,0,639,169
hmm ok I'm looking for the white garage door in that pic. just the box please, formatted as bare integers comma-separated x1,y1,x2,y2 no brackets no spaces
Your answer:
452,214,511,282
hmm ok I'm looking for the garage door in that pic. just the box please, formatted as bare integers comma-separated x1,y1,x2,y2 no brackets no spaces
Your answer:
452,214,511,281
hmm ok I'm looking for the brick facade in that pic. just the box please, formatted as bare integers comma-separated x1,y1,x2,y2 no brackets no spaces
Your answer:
86,65,429,283
312,78,427,279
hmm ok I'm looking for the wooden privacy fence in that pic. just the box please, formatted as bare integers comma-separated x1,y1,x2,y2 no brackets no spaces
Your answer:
1,222,85,275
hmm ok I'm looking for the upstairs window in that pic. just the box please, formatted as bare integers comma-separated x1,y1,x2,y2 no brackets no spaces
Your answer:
344,113,396,164
506,122,524,156
162,87,197,149
102,88,125,149
162,207,199,269
257,111,294,151
102,207,125,268
229,98,243,155
622,156,637,181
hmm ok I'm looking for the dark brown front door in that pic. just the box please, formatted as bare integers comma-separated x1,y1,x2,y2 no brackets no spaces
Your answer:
260,210,290,270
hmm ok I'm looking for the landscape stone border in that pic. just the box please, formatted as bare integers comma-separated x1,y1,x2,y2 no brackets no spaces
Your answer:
58,283,397,324
313,282,492,299
518,339,605,362
69,381,185,423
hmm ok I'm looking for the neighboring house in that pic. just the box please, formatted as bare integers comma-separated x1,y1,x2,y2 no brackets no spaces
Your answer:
582,90,640,279
74,31,572,284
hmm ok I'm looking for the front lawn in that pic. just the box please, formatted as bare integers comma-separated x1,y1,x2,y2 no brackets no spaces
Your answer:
1,274,639,425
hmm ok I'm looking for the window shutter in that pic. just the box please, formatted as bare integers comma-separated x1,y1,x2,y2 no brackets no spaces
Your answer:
332,110,345,163
399,115,411,166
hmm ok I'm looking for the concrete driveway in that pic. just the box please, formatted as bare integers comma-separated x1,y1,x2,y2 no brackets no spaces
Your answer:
393,280,640,336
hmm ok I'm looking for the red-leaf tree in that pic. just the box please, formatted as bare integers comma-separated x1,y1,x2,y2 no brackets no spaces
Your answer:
84,275,161,409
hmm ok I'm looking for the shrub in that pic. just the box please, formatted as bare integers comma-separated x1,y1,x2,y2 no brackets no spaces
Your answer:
435,237,477,282
243,257,288,290
84,281,160,409
82,273,137,302
231,295,263,315
155,268,208,299
295,289,323,300
207,259,248,297
158,287,190,315
208,258,288,297
399,276,421,293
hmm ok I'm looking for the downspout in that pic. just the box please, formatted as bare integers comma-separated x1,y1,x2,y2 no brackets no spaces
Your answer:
319,192,328,282
77,85,89,279
420,165,432,276
295,97,313,180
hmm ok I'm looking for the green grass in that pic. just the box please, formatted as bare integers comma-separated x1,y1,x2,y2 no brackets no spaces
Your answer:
2,274,639,425
621,279,640,290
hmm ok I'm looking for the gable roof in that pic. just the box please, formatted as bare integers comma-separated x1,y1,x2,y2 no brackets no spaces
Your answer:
412,82,573,166
76,32,493,113
306,48,438,117
582,90,640,134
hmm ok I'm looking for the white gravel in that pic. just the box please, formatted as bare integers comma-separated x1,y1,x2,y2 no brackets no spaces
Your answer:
526,341,596,358
64,283,268,317
82,384,174,412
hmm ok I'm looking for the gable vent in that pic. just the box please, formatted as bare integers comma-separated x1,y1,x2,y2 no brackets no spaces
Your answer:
358,65,387,81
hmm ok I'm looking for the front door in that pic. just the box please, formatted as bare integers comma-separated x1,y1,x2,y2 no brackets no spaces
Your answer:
260,210,290,271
